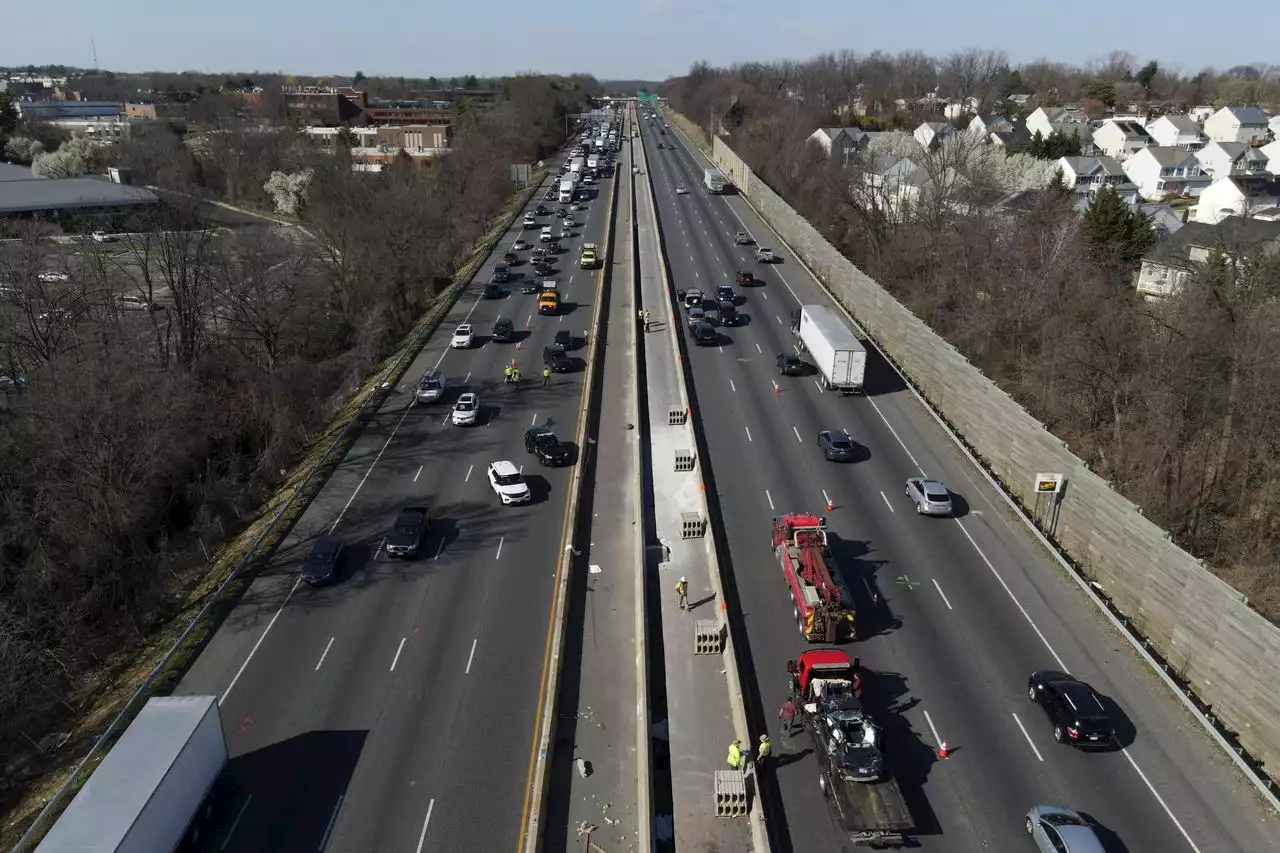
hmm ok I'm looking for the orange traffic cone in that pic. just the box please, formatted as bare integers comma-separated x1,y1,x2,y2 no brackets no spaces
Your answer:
826,500,834,512
773,383,780,394
937,741,949,759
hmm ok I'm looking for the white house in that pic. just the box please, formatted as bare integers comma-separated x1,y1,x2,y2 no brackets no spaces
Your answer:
1203,106,1271,144
1269,114,1280,137
1262,140,1280,176
1188,105,1215,123
1122,146,1209,200
1195,141,1271,181
1093,120,1152,161
1057,155,1138,199
1026,106,1094,143
808,127,871,158
1192,175,1280,224
1136,218,1280,298
968,114,1013,137
1145,115,1206,150
943,97,981,120
913,121,954,150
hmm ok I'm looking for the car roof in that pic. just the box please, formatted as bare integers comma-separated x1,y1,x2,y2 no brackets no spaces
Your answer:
527,425,555,438
1054,824,1106,852
456,323,472,332
490,460,520,476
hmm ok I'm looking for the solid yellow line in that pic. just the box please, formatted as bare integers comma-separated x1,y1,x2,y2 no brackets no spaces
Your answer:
514,143,619,853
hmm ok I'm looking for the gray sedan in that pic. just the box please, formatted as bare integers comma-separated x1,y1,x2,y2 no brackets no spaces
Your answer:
1024,805,1106,853
905,477,952,516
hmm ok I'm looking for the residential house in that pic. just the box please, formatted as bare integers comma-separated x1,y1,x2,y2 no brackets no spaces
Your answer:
1270,114,1280,137
807,127,874,159
1093,120,1152,161
990,126,1033,150
1136,217,1280,298
1202,106,1271,144
1262,140,1280,175
1192,175,1280,223
1195,141,1270,181
968,114,1013,137
914,121,954,150
943,97,981,120
1122,146,1209,200
1069,197,1184,239
855,154,925,219
1145,115,1206,150
1188,105,1215,123
1007,93,1032,107
1057,155,1138,200
1026,106,1094,144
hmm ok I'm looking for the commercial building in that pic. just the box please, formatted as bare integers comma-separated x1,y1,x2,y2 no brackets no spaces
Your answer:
282,85,489,128
0,163,158,218
281,85,367,126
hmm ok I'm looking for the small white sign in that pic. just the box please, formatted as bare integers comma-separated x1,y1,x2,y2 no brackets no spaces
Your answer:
1034,473,1064,494
589,564,602,574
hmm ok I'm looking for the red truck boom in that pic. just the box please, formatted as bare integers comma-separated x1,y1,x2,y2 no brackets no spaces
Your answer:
772,513,855,643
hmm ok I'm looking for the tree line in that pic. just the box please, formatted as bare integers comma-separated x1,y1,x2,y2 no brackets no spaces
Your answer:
0,74,595,818
664,58,1280,625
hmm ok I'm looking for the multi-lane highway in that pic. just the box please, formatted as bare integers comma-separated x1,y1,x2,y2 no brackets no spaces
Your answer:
639,116,1279,851
177,145,617,852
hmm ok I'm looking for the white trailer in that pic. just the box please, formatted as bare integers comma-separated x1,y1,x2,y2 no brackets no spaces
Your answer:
558,178,575,203
703,167,727,193
794,304,866,394
36,696,228,853
569,157,585,175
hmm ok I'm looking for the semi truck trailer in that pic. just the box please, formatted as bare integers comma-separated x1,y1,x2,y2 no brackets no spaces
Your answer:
793,304,866,394
36,695,228,853
558,178,575,203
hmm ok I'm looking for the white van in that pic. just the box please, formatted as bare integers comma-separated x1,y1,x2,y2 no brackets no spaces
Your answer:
540,226,553,243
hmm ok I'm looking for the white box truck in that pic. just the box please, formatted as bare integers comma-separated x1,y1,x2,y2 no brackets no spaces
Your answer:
558,178,575,203
703,167,727,193
794,304,866,394
36,696,228,853
569,157,585,175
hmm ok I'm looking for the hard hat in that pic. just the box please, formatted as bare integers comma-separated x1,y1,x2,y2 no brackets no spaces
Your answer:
680,576,687,583
760,734,769,742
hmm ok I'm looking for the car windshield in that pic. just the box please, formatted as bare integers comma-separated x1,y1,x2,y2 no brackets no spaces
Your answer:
495,473,524,486
421,378,442,389
1041,813,1087,827
311,542,340,560
456,400,475,411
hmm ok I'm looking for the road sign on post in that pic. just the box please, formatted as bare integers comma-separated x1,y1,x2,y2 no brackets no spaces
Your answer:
1034,473,1064,494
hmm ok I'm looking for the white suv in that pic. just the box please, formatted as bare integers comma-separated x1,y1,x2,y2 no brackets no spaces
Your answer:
452,393,480,426
488,460,531,504
450,324,474,348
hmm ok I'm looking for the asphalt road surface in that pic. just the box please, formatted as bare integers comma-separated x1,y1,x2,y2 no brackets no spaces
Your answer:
177,158,617,853
640,117,1279,852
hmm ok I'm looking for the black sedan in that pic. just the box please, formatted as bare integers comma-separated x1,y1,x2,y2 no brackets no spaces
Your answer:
777,352,806,376
1027,671,1117,748
544,346,573,373
521,277,540,294
301,536,344,585
525,426,571,466
817,430,857,462
482,283,504,299
553,329,574,351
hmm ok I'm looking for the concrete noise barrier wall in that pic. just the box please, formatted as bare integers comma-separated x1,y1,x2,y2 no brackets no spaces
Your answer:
702,127,1280,792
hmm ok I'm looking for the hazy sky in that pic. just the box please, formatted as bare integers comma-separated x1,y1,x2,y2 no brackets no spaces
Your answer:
1,0,1274,81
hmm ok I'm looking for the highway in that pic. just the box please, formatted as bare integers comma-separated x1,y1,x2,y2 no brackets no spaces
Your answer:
639,116,1280,851
176,144,617,852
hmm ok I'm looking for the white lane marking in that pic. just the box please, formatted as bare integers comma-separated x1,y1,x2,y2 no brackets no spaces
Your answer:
434,538,445,560
951,520,1068,671
771,380,780,393
880,491,894,512
415,799,436,853
1012,712,1044,762
220,794,252,850
774,314,781,324
814,379,824,394
526,313,533,325
330,402,417,533
729,379,737,393
761,291,768,300
923,710,943,747
466,638,479,674
745,425,753,443
932,579,954,610
865,397,925,473
694,270,700,278
318,794,344,851
389,637,407,672
719,346,724,354
413,465,423,483
315,637,335,671
465,464,473,482
519,464,524,475
755,342,762,354
442,411,451,426
463,371,471,384
793,425,803,443
531,412,540,426
1122,749,1203,853
822,489,833,508
221,576,302,704
496,536,505,560
765,489,775,510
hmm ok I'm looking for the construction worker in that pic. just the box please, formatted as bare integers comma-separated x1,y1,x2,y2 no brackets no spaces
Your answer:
726,739,743,770
777,697,798,736
512,367,522,387
644,309,652,332
675,576,688,610
504,364,513,383
542,365,551,386
757,734,772,770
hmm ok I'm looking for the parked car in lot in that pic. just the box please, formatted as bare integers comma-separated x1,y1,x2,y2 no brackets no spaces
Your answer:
1027,672,1117,748
905,477,952,516
817,430,857,462
116,294,161,312
302,536,344,585
450,324,475,348
525,426,571,466
414,369,446,403
451,393,480,426
488,460,532,505
92,230,117,243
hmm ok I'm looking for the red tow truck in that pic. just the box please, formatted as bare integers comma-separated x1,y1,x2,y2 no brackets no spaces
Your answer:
788,649,912,848
772,513,856,643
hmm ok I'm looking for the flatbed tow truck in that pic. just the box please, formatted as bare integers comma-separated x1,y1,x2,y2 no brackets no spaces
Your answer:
788,649,912,848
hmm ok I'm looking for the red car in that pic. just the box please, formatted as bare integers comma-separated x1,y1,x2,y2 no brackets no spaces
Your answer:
735,270,755,286
503,251,519,265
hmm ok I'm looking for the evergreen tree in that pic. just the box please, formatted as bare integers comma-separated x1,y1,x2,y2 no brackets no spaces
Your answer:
1081,185,1155,270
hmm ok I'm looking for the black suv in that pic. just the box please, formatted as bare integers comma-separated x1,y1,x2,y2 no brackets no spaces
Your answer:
385,507,430,559
492,317,515,343
301,536,344,585
525,426,571,466
777,353,806,376
691,322,717,346
1027,671,1116,748
553,329,574,350
534,204,548,215
544,346,572,373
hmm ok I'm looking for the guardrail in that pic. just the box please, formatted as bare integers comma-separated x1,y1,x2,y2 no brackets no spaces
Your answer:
9,168,552,853
521,134,623,853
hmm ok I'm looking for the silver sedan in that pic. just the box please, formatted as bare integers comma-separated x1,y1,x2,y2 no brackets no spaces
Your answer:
1024,805,1106,853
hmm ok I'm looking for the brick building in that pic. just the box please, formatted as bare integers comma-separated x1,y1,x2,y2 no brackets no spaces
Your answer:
282,85,367,126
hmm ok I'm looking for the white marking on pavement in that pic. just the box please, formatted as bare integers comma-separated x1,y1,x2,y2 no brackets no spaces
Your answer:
318,795,344,851
694,270,700,278
878,491,894,512
389,637,407,671
220,794,252,850
793,425,803,443
761,291,768,300
466,638,479,674
531,412,539,426
526,314,533,325
729,379,736,393
765,489,775,510
932,578,954,610
1012,712,1044,762
463,371,471,384
496,536,505,560
924,710,943,747
1122,750,1203,852
442,411,451,425
745,426,753,443
771,380,780,393
315,637,335,671
221,576,302,704
719,346,724,354
416,799,436,853
814,380,824,394
465,464,473,482
822,489,832,508
413,465,423,483
330,403,417,533
755,342,762,354
434,538,445,560
866,397,924,473
775,314,782,324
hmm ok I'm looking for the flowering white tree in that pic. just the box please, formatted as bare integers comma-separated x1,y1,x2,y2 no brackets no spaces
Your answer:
264,169,314,217
5,135,45,164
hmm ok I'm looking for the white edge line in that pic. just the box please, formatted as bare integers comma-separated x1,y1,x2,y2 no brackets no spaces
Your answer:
465,637,478,674
389,636,407,672
318,794,344,852
765,489,774,510
331,403,417,533
413,464,423,483
465,463,474,482
931,578,954,611
416,799,436,853
744,425,752,442
315,637,335,671
880,491,894,512
220,576,301,704
792,425,803,443
1011,712,1045,762
496,535,505,560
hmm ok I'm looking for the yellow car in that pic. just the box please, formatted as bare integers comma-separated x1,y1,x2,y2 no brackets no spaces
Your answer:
579,242,599,269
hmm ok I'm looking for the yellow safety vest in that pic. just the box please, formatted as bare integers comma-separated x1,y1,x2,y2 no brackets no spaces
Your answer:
758,737,772,759
726,743,742,768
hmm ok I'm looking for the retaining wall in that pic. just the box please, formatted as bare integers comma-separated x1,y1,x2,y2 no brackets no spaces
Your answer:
703,127,1280,788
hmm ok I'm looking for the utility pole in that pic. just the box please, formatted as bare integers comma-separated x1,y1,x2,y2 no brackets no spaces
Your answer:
91,38,98,70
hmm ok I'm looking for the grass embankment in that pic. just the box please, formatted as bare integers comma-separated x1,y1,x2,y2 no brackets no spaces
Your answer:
0,171,546,851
